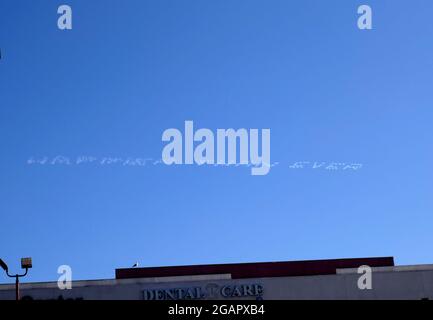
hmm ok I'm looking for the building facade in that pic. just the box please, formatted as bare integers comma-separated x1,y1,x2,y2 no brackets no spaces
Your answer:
1,257,432,300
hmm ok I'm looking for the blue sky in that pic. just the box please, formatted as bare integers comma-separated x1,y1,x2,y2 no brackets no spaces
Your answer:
1,0,432,283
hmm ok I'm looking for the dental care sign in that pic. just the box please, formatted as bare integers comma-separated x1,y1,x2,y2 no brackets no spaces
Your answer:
143,283,264,300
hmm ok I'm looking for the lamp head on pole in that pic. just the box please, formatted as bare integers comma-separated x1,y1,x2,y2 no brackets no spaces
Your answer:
0,259,8,272
21,257,32,269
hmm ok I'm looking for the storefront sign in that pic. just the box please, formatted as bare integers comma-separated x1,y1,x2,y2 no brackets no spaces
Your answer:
142,283,264,300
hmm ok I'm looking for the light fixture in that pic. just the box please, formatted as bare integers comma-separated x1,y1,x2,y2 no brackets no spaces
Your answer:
0,259,8,272
21,257,32,269
0,257,32,300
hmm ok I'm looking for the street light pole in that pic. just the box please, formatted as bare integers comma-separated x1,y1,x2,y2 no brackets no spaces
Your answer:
0,258,32,301
11,268,29,300
15,275,19,301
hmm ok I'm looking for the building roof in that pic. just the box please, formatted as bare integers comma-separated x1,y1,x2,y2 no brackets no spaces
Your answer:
115,257,394,280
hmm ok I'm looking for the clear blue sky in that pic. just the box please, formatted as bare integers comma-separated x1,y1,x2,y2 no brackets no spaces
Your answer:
1,0,432,283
